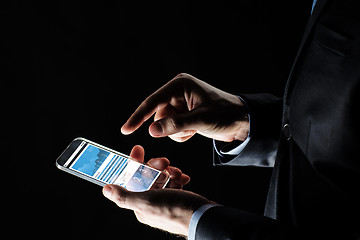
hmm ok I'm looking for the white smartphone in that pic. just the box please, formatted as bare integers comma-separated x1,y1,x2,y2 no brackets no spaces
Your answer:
56,137,170,192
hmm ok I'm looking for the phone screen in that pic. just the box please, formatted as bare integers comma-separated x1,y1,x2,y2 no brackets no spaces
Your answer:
63,141,161,192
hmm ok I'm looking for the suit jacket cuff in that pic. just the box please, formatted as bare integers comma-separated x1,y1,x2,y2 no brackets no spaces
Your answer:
188,203,222,240
213,93,282,167
195,206,275,239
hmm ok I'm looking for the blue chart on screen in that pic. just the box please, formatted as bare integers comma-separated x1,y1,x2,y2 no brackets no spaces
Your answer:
71,145,110,176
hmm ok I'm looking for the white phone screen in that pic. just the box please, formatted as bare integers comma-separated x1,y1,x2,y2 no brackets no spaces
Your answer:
64,141,161,192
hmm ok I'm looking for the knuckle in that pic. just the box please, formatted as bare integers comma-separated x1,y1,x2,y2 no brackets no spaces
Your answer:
174,72,188,78
169,116,184,132
169,136,186,142
114,193,127,208
134,211,146,224
171,73,194,85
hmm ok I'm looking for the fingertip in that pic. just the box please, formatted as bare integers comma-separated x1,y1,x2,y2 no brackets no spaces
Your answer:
130,145,145,162
121,124,133,135
148,157,170,170
103,185,113,199
180,174,191,185
133,144,145,151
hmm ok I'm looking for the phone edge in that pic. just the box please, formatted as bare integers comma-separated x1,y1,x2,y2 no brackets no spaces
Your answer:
56,137,170,189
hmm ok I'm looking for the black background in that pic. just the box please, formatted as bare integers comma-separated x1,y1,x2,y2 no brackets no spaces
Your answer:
3,0,311,239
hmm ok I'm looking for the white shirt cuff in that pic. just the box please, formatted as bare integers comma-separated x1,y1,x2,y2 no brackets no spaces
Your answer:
220,135,250,155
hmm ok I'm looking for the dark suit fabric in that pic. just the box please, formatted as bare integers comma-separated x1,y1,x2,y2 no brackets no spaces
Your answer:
201,0,360,239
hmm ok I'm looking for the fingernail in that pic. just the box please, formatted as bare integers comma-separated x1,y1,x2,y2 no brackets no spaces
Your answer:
150,122,163,136
103,185,113,199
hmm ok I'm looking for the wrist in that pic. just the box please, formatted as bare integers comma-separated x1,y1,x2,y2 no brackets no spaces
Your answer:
231,95,250,142
234,120,250,142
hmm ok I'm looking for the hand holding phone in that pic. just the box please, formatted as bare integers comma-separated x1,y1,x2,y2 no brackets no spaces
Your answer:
56,138,172,192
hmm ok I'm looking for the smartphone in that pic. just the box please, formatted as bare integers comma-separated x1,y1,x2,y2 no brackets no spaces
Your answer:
56,137,170,192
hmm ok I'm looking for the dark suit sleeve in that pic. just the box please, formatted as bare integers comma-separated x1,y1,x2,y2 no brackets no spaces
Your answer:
195,206,354,240
213,93,283,167
195,206,289,240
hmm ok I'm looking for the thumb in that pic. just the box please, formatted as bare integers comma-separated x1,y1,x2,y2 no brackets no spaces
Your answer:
103,184,142,211
149,109,206,138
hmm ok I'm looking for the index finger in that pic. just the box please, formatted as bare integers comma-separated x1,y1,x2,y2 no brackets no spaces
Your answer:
121,78,181,135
